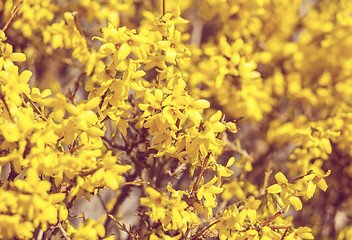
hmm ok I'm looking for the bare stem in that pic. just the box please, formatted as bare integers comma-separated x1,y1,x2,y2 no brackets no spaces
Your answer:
260,160,272,196
191,220,219,240
281,227,291,239
58,223,71,240
262,211,284,227
23,93,47,120
163,0,166,15
0,91,14,122
107,214,137,240
36,230,43,240
2,1,23,32
190,151,211,196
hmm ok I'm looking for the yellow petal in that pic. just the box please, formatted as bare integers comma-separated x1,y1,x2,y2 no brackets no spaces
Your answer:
99,43,116,56
317,179,328,191
85,97,101,110
300,233,314,239
157,40,171,50
131,70,146,79
320,138,332,154
197,186,205,200
226,157,235,167
209,185,224,194
247,209,257,224
275,172,288,184
117,42,131,60
66,104,80,115
210,110,222,122
146,187,161,198
87,127,105,137
192,99,210,109
50,193,66,203
1,123,20,142
289,196,302,211
166,48,176,63
306,181,316,199
267,184,282,194
10,53,26,62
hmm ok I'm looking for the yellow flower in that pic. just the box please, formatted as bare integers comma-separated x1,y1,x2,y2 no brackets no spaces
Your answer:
0,43,26,70
267,172,303,211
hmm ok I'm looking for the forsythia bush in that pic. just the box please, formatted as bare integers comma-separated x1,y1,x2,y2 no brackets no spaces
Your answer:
0,0,351,239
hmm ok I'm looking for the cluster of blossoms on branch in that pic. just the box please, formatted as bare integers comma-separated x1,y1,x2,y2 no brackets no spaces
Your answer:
0,0,351,239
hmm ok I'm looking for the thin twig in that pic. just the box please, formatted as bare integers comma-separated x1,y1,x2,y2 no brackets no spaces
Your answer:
72,12,84,35
2,1,23,32
163,0,166,15
167,163,187,187
260,160,272,196
58,223,71,240
262,211,284,227
270,225,293,230
0,92,14,122
289,170,313,183
23,93,47,120
190,151,211,196
7,163,19,181
190,220,219,240
107,214,137,240
281,227,290,239
67,73,85,104
102,136,126,151
36,229,43,240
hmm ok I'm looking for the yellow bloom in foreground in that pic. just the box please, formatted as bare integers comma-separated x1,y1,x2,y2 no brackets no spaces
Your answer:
0,43,26,70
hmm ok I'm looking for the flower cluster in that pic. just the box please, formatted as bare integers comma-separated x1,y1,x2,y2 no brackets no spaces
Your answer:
0,0,351,239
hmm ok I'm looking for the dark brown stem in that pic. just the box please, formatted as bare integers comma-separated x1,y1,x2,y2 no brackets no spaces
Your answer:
260,160,272,196
107,214,138,240
23,93,47,120
68,73,85,104
289,170,313,183
2,1,23,32
190,220,219,240
102,136,126,151
281,227,290,239
163,0,166,15
262,211,284,227
270,225,293,230
0,91,14,122
190,151,211,196
103,166,142,236
7,163,19,181
57,223,71,240
72,12,84,35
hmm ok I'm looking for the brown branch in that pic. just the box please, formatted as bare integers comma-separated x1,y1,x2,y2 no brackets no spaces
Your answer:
69,144,84,154
260,160,272,196
72,12,84,35
67,73,85,104
190,220,219,240
2,1,23,32
289,170,313,183
7,163,19,181
262,211,284,227
23,93,47,120
107,214,138,240
36,229,43,240
102,136,126,151
163,0,166,15
57,222,71,240
281,227,291,239
270,225,293,230
190,151,211,196
0,91,14,122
